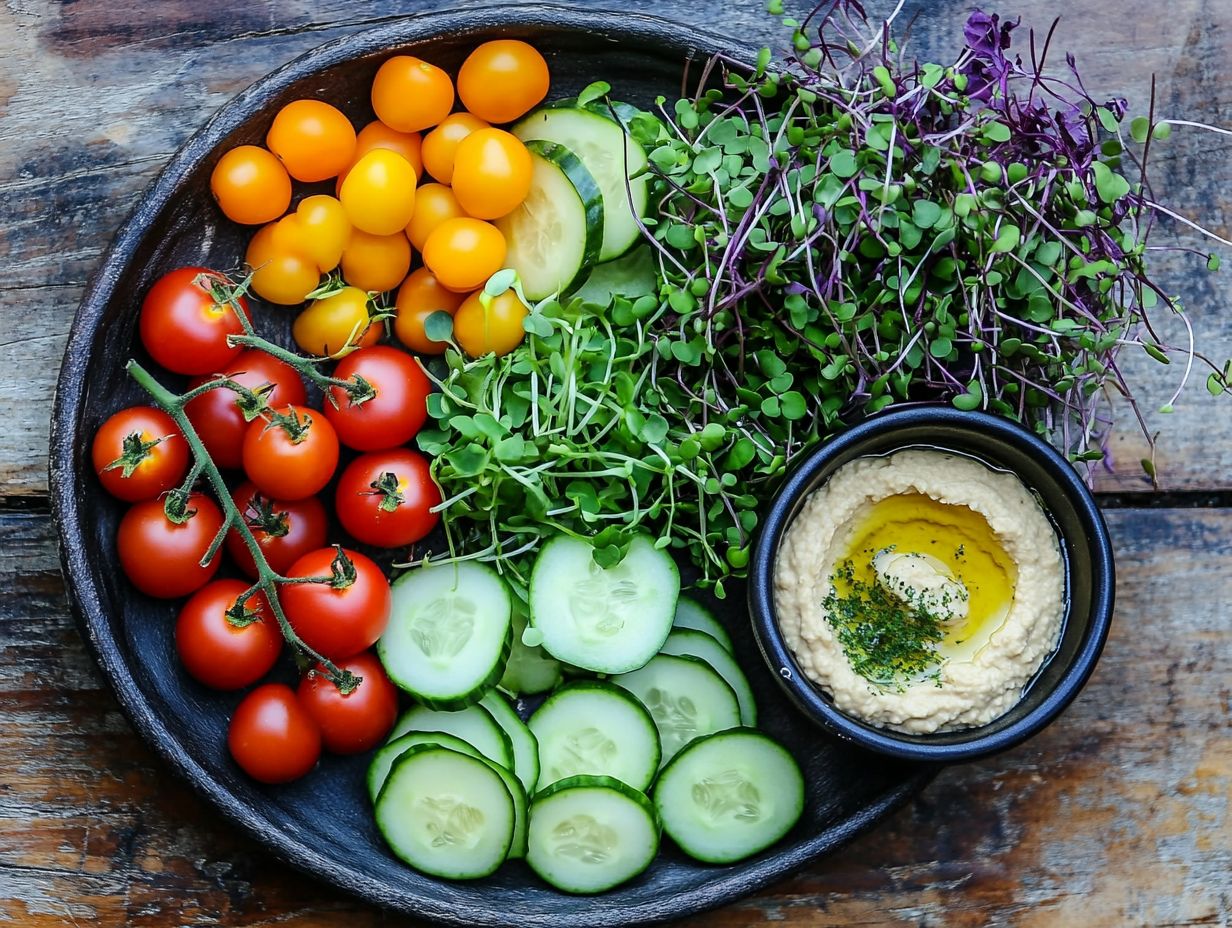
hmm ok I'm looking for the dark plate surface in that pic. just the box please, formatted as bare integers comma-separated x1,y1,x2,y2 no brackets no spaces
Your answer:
48,6,934,925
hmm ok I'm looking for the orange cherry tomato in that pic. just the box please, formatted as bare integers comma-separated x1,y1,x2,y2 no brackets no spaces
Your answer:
405,183,467,251
371,56,454,133
457,40,550,124
394,267,467,354
294,195,352,272
421,218,506,292
210,145,291,225
420,112,488,184
451,128,533,220
266,99,357,182
339,149,418,236
453,288,529,357
339,121,424,190
340,229,412,293
292,286,383,357
245,221,321,305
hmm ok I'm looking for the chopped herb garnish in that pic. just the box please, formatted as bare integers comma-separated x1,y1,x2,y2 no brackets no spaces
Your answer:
823,560,947,689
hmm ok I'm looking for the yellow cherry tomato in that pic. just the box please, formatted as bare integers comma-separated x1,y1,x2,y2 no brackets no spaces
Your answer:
457,40,550,124
405,183,467,251
292,286,382,357
340,229,412,293
339,149,418,236
420,113,488,184
453,289,529,357
337,121,424,193
451,128,533,220
266,99,357,182
371,56,454,133
294,195,352,272
421,218,507,292
210,145,291,225
394,268,468,354
245,222,321,305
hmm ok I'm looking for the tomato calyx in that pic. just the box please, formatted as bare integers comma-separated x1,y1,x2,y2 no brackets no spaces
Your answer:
364,471,406,513
242,492,291,538
198,272,252,323
224,596,264,629
304,274,349,301
306,665,364,696
264,406,314,444
327,545,358,590
162,488,199,525
104,431,164,478
233,380,277,422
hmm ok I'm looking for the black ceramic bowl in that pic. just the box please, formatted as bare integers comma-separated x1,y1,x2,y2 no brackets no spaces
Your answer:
749,406,1116,763
49,6,938,926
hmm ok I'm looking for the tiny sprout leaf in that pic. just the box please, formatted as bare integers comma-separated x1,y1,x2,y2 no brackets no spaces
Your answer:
1153,122,1173,140
424,310,455,343
1130,116,1150,143
484,268,518,297
1206,373,1226,396
1208,253,1222,272
576,81,611,107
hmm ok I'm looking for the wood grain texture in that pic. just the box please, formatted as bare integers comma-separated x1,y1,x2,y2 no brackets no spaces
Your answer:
0,0,1228,497
0,507,1226,926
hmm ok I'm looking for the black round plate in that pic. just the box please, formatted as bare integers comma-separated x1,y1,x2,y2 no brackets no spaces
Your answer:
49,6,933,924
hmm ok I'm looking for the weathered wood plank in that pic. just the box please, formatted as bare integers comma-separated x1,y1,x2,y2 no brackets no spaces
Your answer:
0,506,1226,925
0,0,1229,498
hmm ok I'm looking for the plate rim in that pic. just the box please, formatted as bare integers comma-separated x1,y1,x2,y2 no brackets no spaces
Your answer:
48,5,937,924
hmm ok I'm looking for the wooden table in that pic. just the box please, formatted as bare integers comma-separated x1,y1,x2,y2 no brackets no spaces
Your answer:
3,0,1229,925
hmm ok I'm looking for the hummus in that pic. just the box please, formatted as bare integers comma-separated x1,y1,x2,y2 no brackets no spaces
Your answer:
774,449,1064,734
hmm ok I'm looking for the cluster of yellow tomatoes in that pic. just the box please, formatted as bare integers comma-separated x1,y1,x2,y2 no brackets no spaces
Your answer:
208,40,551,358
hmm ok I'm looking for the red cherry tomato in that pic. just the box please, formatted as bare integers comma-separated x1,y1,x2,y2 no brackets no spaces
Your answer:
184,350,308,470
225,482,329,579
296,651,398,754
139,268,251,376
324,346,431,451
92,406,189,502
175,580,282,690
335,449,441,548
280,547,391,661
116,493,224,599
242,404,340,501
228,683,321,784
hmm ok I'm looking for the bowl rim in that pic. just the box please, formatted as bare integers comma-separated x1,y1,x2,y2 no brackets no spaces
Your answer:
748,405,1116,762
47,5,937,925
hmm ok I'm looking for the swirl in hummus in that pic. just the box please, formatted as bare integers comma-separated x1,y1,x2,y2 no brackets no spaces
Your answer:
774,449,1065,734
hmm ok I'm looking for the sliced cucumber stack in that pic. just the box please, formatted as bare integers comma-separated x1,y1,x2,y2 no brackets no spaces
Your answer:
654,729,805,865
388,704,513,771
529,533,679,674
513,102,650,261
374,745,515,880
529,681,661,792
368,730,483,804
611,653,741,765
659,629,758,726
495,140,603,301
480,690,541,795
526,775,660,894
378,561,512,709
672,596,735,653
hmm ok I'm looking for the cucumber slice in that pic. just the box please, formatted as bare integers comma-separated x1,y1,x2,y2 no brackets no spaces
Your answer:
660,629,758,726
513,103,649,261
495,140,603,301
526,775,660,894
368,730,482,804
499,608,563,696
375,745,515,880
672,596,735,653
378,561,512,709
480,690,541,795
388,704,514,771
654,728,804,864
370,732,530,860
529,534,679,674
528,681,661,792
610,653,740,765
